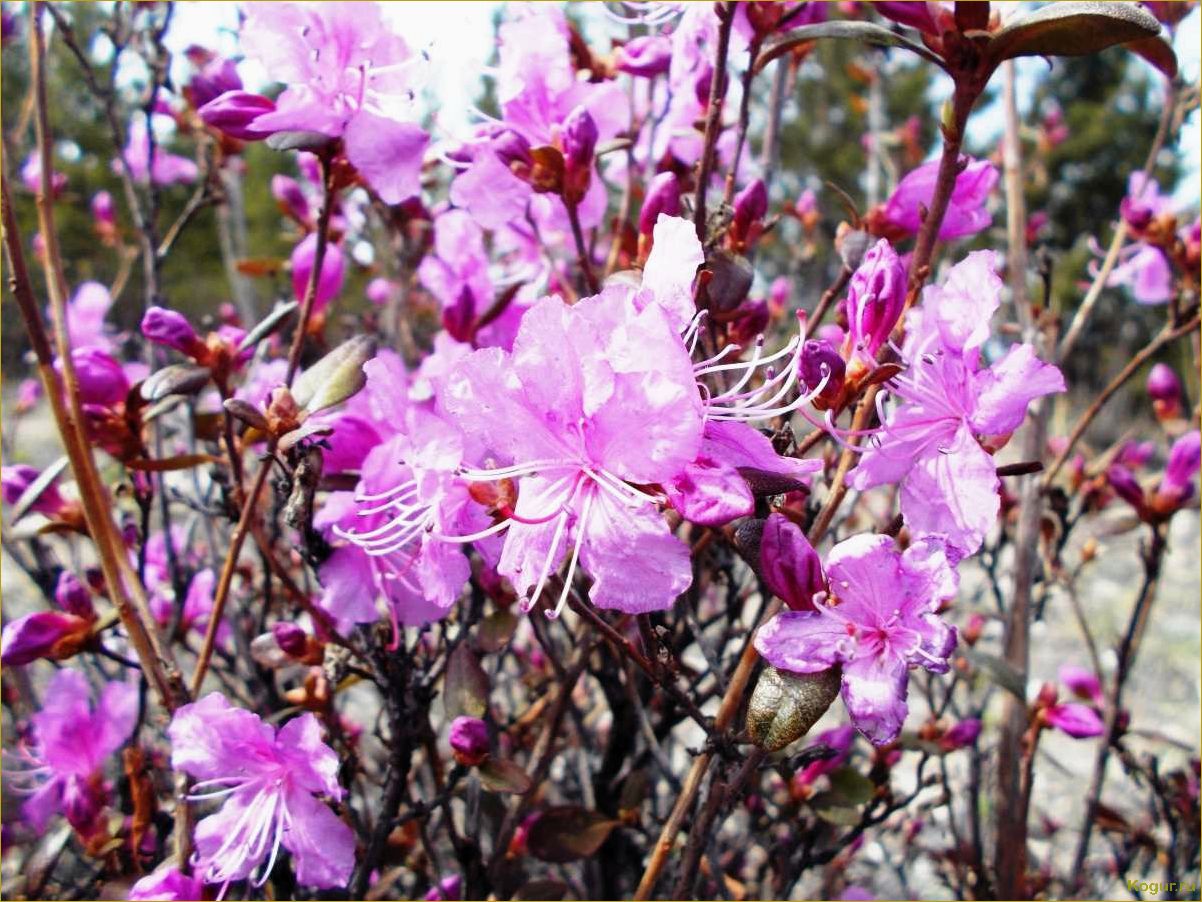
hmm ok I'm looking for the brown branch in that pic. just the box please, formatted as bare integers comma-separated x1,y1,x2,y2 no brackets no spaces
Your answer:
692,2,734,242
285,154,335,386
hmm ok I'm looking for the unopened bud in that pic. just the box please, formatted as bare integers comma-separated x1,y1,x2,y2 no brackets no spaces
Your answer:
271,175,311,225
732,179,768,243
272,621,309,658
141,306,203,357
54,571,95,619
449,715,490,766
799,339,846,408
747,665,841,752
197,90,275,141
639,172,681,237
844,238,906,358
1146,363,1182,419
760,513,824,612
561,106,598,169
614,35,671,77
1107,464,1146,514
1154,429,1200,510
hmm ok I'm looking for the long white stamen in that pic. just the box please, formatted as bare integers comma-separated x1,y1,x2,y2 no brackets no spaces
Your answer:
521,511,569,614
547,488,594,621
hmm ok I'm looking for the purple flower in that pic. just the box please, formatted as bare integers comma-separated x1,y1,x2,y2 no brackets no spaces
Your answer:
755,534,959,745
117,120,199,186
448,716,490,766
61,347,130,407
91,191,116,227
874,1,940,34
417,209,492,340
843,238,906,360
1045,702,1105,739
1156,430,1201,508
236,2,429,204
1108,464,1146,513
884,156,998,240
794,724,856,788
760,513,824,612
291,233,345,313
142,306,202,356
848,251,1066,556
2,463,66,517
128,867,206,901
799,339,846,407
615,35,672,77
6,669,136,836
197,91,277,141
1121,172,1173,230
366,277,398,307
170,693,355,890
20,152,68,197
1107,244,1173,305
61,281,114,351
271,174,312,226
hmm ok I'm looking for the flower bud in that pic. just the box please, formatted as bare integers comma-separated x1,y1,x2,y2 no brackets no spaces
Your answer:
732,179,768,242
1155,430,1200,509
141,306,203,357
21,153,68,197
189,56,242,109
799,339,846,408
615,35,672,77
1035,681,1059,709
197,90,275,141
1044,702,1105,739
61,775,106,836
940,718,982,750
366,277,398,307
291,233,346,313
760,514,824,612
729,299,770,347
0,610,93,666
492,128,534,176
1107,464,1146,514
425,875,463,902
272,621,309,659
1146,363,1182,419
15,378,41,414
55,571,96,619
747,664,842,752
271,175,311,225
693,63,728,109
65,347,130,407
91,191,116,227
561,106,598,169
844,238,905,358
962,612,986,646
443,285,477,344
639,172,682,237
449,715,490,766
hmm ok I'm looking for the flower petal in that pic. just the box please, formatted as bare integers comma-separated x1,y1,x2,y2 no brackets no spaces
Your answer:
753,610,844,675
840,652,910,746
280,786,356,889
344,112,428,205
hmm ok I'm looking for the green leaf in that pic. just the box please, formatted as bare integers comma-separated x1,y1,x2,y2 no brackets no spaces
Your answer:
985,2,1162,66
292,335,377,414
478,757,533,795
526,807,619,863
756,21,945,74
265,130,336,153
809,791,862,827
139,364,211,402
960,647,1026,701
477,609,519,654
444,643,489,719
828,767,875,806
238,301,298,352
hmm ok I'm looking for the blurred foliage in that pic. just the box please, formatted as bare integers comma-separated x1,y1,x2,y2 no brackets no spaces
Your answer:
1,3,1195,409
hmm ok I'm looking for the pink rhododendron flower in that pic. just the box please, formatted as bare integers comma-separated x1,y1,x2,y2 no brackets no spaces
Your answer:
884,156,998,240
1045,702,1105,739
1107,243,1173,305
5,669,137,836
848,251,1065,556
117,120,199,186
170,693,355,890
1059,664,1104,705
755,534,959,745
233,2,430,204
128,867,206,901
291,233,345,312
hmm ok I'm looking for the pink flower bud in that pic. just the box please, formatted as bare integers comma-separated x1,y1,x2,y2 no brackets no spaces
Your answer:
1107,464,1146,513
189,57,242,110
448,716,490,766
615,35,672,77
424,875,463,901
795,188,818,218
941,718,982,750
271,175,311,225
21,153,68,197
733,179,768,240
799,339,845,407
366,277,398,307
291,233,345,313
492,128,534,173
63,347,130,407
562,106,598,168
1045,702,1105,739
1147,363,1182,419
639,172,681,236
197,90,276,141
91,191,116,227
0,610,92,666
844,238,906,357
272,621,309,658
442,285,477,344
1156,430,1201,508
15,378,41,413
141,306,202,356
2,464,66,516
874,1,939,33
55,571,96,619
760,513,825,611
